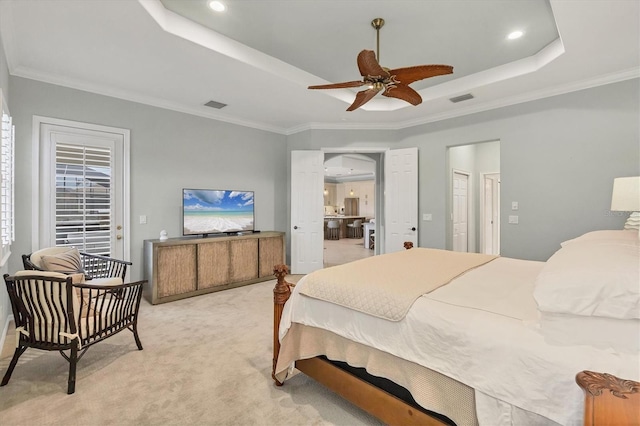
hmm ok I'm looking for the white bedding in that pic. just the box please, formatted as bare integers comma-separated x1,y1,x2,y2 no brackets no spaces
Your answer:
280,257,640,426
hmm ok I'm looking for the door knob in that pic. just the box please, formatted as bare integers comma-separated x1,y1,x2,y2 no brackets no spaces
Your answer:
411,227,416,231
293,226,298,230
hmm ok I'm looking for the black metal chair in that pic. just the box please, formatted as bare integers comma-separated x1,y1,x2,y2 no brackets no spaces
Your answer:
23,248,132,281
1,271,145,394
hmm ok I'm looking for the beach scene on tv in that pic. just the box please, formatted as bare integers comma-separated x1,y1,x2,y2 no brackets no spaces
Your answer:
183,189,254,235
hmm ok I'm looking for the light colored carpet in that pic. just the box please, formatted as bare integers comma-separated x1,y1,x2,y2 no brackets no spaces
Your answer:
0,278,383,425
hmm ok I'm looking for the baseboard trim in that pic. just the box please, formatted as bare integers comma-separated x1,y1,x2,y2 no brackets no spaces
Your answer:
0,314,14,357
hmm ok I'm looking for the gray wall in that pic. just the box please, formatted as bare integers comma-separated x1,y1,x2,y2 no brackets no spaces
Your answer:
9,77,289,282
1,69,638,344
288,79,639,261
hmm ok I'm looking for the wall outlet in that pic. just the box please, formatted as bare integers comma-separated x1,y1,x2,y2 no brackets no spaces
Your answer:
511,201,519,210
508,215,519,224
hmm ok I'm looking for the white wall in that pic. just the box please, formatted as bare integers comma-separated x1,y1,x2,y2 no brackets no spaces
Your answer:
9,77,289,282
287,79,639,261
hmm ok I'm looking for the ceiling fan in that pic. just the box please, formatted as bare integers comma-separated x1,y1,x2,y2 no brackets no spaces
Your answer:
308,18,453,111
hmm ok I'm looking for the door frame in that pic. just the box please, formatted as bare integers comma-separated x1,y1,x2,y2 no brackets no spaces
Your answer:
322,148,386,255
480,172,500,255
31,116,131,259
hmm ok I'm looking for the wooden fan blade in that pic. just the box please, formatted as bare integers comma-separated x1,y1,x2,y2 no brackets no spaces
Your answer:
383,84,422,106
357,50,389,78
347,88,379,111
388,65,453,85
308,81,366,90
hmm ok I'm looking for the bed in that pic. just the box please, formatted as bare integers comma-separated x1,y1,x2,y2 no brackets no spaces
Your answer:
271,230,640,425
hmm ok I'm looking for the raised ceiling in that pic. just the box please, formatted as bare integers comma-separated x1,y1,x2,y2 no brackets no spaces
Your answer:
0,0,638,134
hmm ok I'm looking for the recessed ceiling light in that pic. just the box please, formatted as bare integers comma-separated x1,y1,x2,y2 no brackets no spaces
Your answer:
208,1,226,12
507,30,524,40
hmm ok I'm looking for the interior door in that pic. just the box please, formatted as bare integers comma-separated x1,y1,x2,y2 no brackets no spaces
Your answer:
290,150,324,274
481,173,500,255
38,120,128,259
384,147,418,253
483,176,495,254
452,171,469,252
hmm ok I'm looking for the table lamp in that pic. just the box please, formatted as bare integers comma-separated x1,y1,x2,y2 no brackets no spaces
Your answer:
611,176,640,230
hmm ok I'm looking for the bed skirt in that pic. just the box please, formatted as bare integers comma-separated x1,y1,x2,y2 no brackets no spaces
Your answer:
275,322,479,426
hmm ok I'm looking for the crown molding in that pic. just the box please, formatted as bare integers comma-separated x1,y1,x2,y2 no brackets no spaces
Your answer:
285,68,640,135
11,66,288,135
10,64,638,138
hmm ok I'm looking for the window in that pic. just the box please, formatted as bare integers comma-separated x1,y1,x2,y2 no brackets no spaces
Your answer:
55,143,112,256
0,91,15,266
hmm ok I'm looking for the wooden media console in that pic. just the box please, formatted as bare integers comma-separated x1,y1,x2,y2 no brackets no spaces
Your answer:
144,231,284,304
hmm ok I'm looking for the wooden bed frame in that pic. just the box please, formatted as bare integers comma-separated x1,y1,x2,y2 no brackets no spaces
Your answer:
271,262,640,425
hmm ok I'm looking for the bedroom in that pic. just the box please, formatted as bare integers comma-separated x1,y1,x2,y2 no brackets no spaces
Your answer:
0,0,638,424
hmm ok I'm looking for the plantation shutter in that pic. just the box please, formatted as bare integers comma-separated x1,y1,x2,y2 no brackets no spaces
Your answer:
0,106,15,265
55,143,112,256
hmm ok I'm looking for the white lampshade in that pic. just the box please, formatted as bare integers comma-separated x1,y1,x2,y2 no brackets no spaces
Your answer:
611,176,640,231
611,177,640,211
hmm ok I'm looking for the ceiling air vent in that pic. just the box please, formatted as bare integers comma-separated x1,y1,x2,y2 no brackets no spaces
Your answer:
204,100,227,109
449,93,474,103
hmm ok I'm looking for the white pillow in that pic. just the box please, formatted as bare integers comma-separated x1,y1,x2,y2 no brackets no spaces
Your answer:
560,229,638,247
534,234,640,320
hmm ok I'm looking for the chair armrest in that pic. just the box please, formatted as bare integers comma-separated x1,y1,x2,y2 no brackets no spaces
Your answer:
79,252,132,280
22,254,44,271
73,280,146,344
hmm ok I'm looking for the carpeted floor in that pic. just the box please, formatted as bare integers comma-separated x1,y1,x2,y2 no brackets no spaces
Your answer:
0,278,382,425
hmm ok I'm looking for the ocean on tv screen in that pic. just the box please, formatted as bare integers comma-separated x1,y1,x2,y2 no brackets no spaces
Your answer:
183,189,254,234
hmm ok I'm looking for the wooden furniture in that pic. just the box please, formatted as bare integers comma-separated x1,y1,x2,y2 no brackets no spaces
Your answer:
323,216,366,238
23,249,131,281
272,262,448,425
272,241,639,425
144,231,284,305
2,272,144,394
576,371,640,426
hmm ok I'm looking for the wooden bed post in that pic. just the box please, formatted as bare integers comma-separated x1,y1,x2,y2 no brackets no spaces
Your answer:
272,264,292,386
576,371,640,425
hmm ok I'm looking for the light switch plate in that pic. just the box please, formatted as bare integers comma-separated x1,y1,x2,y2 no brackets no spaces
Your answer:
423,213,432,221
511,201,519,210
139,215,147,224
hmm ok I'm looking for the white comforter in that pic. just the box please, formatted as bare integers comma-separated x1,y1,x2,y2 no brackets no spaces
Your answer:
280,257,640,426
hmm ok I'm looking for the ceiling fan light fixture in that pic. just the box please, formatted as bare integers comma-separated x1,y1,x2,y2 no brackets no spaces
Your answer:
308,18,453,111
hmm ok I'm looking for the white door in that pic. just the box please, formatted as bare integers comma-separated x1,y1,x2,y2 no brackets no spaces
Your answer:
37,119,129,260
481,173,500,255
385,147,418,253
452,171,469,252
290,150,324,274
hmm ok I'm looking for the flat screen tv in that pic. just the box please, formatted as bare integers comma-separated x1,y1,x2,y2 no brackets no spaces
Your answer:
183,189,254,236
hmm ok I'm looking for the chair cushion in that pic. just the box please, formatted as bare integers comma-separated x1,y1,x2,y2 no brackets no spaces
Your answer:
12,271,83,342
